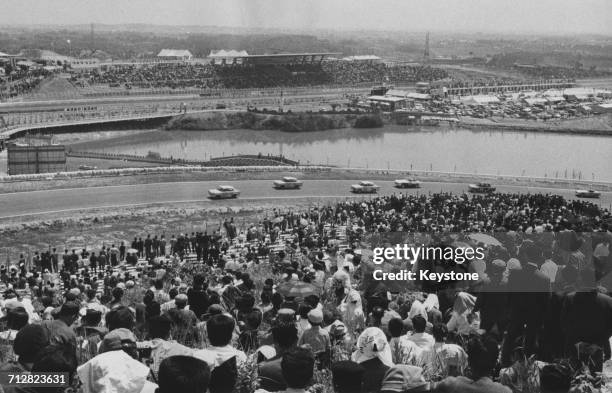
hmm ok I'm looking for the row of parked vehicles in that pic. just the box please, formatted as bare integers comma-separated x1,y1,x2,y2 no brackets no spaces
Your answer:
207,179,602,199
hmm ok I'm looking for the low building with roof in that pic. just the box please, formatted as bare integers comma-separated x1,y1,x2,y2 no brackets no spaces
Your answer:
156,49,193,60
341,55,381,63
209,49,249,64
366,95,408,111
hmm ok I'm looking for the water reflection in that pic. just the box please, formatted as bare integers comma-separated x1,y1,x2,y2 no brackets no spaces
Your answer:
74,125,612,181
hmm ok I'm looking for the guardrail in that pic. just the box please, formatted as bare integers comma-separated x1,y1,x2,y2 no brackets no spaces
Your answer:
336,167,612,188
66,151,298,167
0,165,609,189
0,165,331,182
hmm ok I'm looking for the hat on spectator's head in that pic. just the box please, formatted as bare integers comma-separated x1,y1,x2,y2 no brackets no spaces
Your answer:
99,328,137,353
125,280,135,288
330,321,347,338
14,324,49,363
256,345,277,362
276,308,296,324
491,259,506,271
3,297,23,311
174,293,188,307
520,240,542,264
69,287,81,296
307,308,323,324
506,258,522,271
201,304,224,320
380,365,429,392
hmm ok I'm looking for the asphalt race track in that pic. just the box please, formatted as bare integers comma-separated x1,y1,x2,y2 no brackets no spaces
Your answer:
0,180,610,220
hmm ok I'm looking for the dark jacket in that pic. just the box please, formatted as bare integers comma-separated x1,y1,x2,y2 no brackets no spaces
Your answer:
561,290,612,358
360,357,390,393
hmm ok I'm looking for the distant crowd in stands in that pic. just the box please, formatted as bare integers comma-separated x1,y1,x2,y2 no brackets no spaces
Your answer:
438,77,575,90
512,65,609,80
0,67,50,98
321,62,448,86
71,61,450,91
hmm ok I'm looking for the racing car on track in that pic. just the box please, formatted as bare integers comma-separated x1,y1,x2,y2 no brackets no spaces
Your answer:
351,181,380,194
273,177,303,189
394,178,421,188
575,189,600,198
468,182,496,193
208,185,240,199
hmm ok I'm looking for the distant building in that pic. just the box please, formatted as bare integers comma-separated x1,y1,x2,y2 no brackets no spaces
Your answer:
208,49,249,65
7,143,66,175
385,89,431,101
342,55,381,63
19,50,72,65
156,49,193,60
68,58,100,69
366,95,408,111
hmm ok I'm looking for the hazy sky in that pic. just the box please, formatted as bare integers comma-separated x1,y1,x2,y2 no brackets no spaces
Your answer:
2,0,611,34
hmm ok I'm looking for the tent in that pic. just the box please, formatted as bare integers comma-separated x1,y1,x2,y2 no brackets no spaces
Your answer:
157,49,193,60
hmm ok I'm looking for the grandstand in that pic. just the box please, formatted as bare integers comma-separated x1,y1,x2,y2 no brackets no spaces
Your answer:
237,52,339,66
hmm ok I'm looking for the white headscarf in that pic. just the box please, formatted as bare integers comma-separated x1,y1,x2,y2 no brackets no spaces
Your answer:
340,289,365,334
423,293,439,312
352,327,394,367
453,292,476,315
77,350,153,393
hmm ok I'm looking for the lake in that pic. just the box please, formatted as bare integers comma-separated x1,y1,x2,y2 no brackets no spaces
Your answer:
70,125,612,181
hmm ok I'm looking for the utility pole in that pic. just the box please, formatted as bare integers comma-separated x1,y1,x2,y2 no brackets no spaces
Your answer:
424,32,430,63
90,23,95,52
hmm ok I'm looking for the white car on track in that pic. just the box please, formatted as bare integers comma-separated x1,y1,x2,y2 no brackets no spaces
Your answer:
208,185,240,199
394,178,421,188
351,181,380,194
575,189,600,198
468,182,496,193
273,176,303,189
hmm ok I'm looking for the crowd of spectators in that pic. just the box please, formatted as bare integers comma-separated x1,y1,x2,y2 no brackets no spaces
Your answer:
0,68,49,99
0,190,611,392
80,63,218,89
438,77,575,90
322,62,448,85
73,61,450,91
512,65,608,80
214,64,333,89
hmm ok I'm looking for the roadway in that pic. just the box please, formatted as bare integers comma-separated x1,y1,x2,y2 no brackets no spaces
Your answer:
0,179,609,220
